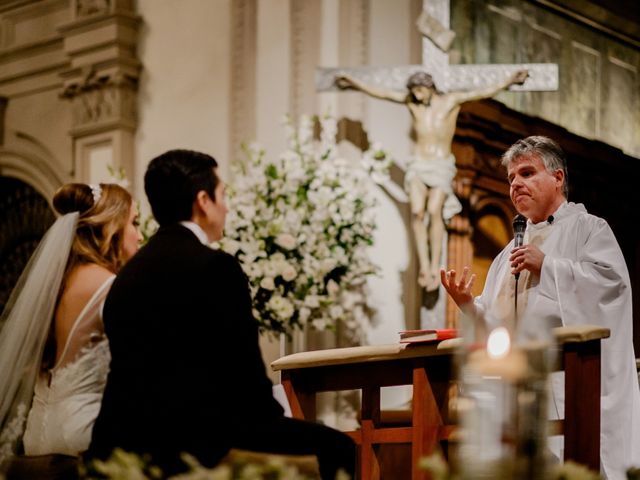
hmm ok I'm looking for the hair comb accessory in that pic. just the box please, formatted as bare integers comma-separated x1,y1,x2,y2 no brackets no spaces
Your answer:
89,184,102,204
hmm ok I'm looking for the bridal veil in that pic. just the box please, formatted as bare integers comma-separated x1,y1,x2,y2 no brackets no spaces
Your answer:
0,212,78,466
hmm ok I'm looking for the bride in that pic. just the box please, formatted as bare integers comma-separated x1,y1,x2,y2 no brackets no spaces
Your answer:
0,183,141,465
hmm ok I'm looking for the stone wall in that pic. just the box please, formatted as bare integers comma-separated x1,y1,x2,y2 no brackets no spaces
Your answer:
451,0,640,158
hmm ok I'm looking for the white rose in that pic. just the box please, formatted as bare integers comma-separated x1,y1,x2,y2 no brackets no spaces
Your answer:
281,264,297,282
247,262,262,278
268,296,294,320
223,239,241,256
239,204,256,219
260,277,275,290
275,233,297,250
312,317,328,330
327,279,340,296
267,295,284,312
340,291,361,310
320,258,337,273
299,307,311,322
262,261,278,277
329,305,344,320
304,295,320,308
280,303,294,320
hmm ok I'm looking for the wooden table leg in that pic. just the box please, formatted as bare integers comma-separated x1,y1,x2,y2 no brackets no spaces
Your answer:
412,363,443,480
281,372,316,421
563,339,601,472
360,386,381,480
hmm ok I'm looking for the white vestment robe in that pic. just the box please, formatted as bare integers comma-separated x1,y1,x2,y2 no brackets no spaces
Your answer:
474,202,640,480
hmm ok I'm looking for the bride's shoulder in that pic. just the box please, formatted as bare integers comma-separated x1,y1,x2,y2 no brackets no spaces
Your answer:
55,264,115,348
63,264,114,303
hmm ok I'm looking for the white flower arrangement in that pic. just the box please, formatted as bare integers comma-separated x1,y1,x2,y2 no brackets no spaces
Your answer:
221,115,391,338
83,447,343,480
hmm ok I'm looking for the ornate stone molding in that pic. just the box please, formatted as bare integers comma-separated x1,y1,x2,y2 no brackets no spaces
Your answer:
61,67,137,135
72,0,133,19
57,0,140,184
75,0,110,17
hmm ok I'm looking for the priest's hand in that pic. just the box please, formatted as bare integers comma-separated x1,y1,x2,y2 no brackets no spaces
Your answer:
510,244,545,277
440,267,476,309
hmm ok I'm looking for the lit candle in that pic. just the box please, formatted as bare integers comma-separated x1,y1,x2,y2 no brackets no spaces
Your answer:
457,327,550,479
469,327,529,382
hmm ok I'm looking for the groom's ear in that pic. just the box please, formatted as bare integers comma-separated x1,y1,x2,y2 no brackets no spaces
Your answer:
191,190,210,220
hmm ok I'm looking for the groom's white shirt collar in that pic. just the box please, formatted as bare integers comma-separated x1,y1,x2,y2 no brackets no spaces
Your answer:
180,221,210,246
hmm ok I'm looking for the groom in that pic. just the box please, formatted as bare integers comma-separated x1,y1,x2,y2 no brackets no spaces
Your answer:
88,149,355,478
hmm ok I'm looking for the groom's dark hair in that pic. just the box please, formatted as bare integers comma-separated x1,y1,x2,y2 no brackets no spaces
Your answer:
144,149,219,226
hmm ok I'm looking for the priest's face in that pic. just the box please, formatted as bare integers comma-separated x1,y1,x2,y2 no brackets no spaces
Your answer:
507,154,565,223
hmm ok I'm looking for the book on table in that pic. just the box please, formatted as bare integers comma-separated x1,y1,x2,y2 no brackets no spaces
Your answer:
398,328,457,344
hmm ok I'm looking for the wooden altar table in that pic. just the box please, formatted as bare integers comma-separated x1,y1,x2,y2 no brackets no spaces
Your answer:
271,325,609,480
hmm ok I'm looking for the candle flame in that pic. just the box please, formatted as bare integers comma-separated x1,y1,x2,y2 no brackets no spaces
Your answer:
487,327,510,359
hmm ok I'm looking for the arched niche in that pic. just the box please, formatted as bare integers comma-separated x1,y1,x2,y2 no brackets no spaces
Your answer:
0,151,66,204
0,177,55,314
0,132,67,314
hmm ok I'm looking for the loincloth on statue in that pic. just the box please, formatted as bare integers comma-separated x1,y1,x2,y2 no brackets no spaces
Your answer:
404,154,462,221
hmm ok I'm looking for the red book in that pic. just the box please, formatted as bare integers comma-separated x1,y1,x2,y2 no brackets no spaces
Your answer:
398,328,458,344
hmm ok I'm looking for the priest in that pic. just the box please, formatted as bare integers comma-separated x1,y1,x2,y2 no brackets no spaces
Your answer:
441,136,640,479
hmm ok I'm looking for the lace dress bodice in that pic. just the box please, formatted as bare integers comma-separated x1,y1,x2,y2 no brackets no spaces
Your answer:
22,276,114,456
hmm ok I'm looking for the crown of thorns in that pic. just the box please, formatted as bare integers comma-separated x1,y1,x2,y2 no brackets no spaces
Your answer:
406,71,436,90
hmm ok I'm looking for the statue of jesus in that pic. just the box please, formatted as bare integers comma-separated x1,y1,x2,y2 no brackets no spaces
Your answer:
336,69,528,292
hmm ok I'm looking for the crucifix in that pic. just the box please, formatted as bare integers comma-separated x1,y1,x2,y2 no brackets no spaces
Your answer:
317,0,558,296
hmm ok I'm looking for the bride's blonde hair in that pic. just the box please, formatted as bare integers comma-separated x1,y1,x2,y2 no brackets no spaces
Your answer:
39,183,133,370
53,183,133,277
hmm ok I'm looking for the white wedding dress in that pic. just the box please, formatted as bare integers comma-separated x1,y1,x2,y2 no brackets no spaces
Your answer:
22,276,115,456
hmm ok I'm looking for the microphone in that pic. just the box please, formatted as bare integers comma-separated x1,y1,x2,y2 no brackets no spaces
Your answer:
512,214,527,280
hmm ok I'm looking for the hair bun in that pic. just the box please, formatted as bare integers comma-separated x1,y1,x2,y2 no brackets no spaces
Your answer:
52,183,96,215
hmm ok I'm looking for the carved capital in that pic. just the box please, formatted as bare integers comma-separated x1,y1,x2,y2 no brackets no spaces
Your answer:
73,0,134,18
76,0,111,17
61,68,138,135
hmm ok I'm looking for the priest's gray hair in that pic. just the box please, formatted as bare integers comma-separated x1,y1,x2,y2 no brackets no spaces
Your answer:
501,135,569,199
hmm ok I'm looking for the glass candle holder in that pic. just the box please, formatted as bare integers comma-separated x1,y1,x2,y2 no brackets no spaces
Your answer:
455,327,551,480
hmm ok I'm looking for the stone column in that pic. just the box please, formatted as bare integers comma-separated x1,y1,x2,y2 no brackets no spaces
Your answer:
58,0,141,185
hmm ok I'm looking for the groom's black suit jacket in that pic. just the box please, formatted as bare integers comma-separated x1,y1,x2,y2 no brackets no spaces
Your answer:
89,224,283,470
